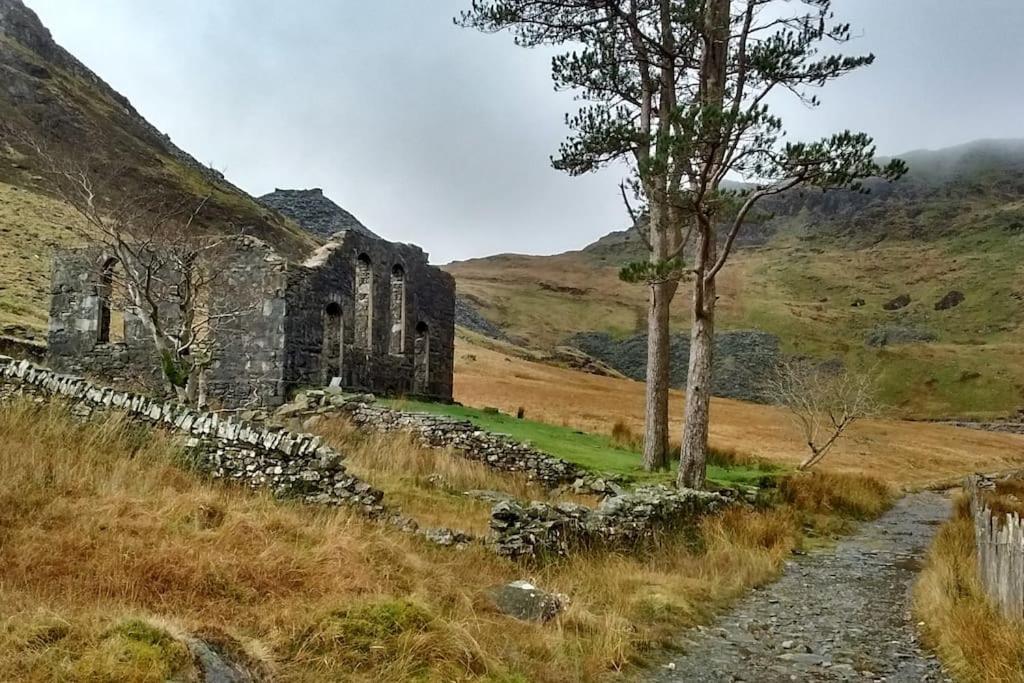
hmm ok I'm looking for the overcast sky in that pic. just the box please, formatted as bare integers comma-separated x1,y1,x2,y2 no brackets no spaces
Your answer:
26,0,1024,264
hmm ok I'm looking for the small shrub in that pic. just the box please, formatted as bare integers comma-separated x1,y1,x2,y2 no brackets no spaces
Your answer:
779,471,892,519
75,619,192,682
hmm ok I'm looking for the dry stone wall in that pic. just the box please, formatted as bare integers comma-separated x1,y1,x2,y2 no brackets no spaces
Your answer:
0,355,386,517
490,485,729,561
289,391,600,488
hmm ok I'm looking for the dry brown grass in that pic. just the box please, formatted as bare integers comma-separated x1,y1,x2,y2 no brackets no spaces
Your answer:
914,496,1024,682
453,337,1024,489
308,416,597,535
0,400,854,682
778,472,893,520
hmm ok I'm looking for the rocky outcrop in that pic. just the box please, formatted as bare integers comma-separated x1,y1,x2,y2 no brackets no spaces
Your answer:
258,188,378,240
490,485,729,561
935,290,965,310
882,294,911,311
0,356,387,516
568,330,781,402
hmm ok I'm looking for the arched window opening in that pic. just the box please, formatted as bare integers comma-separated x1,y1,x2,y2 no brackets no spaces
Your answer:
97,258,126,344
354,254,374,350
323,302,344,384
414,321,430,394
389,264,406,355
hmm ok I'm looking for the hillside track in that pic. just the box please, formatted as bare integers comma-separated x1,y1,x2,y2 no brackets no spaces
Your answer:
648,493,952,682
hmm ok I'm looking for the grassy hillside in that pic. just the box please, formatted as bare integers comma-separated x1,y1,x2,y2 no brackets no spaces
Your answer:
447,143,1024,419
451,336,1024,489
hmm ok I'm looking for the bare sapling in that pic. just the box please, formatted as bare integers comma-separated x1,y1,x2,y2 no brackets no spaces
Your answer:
768,360,879,471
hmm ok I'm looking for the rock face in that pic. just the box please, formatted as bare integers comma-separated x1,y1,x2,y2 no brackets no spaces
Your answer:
489,581,566,622
568,330,781,402
490,485,729,561
935,290,965,310
882,294,911,311
258,188,379,240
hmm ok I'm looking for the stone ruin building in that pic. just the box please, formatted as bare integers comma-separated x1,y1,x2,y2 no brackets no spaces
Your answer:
46,198,456,408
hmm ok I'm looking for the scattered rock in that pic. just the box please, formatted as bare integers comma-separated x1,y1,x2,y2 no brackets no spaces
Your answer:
934,290,965,310
454,294,511,342
422,527,473,548
850,298,866,308
882,294,911,311
489,580,567,622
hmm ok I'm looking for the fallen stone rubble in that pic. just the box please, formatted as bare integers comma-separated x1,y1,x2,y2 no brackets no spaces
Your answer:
491,485,731,561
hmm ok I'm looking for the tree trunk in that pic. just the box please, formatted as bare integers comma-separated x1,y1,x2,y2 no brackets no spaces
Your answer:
679,213,717,489
643,278,677,470
678,278,715,489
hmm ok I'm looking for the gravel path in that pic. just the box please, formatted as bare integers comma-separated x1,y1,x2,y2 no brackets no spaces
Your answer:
648,492,952,682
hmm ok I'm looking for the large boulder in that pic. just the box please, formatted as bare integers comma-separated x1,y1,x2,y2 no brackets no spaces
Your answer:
489,580,567,622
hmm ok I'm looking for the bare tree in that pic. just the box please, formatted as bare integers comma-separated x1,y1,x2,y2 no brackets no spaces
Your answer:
767,360,879,471
4,125,252,407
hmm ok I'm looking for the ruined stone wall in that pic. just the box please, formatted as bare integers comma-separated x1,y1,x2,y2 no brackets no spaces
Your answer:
46,239,290,409
289,392,606,488
0,355,385,516
284,230,455,401
46,246,162,389
490,486,729,561
202,239,289,408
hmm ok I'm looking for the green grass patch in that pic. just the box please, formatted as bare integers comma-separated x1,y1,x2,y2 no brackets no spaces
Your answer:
383,399,780,488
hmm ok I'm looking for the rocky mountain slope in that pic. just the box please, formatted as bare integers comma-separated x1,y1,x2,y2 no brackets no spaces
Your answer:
447,140,1024,419
258,188,379,240
0,0,318,334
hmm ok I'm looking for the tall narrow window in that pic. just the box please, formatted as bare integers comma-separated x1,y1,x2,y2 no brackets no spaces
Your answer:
97,258,126,344
389,264,406,355
414,321,430,393
354,254,374,350
323,302,344,383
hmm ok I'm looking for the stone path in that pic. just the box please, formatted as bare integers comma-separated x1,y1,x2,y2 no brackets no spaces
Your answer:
649,492,952,682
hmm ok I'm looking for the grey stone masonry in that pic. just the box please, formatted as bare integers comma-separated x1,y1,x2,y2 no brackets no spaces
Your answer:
0,355,386,517
46,229,456,409
491,486,730,561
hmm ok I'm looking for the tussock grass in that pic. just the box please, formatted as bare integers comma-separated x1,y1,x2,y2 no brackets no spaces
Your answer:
0,400,889,681
778,471,893,520
914,496,1024,682
610,419,643,452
